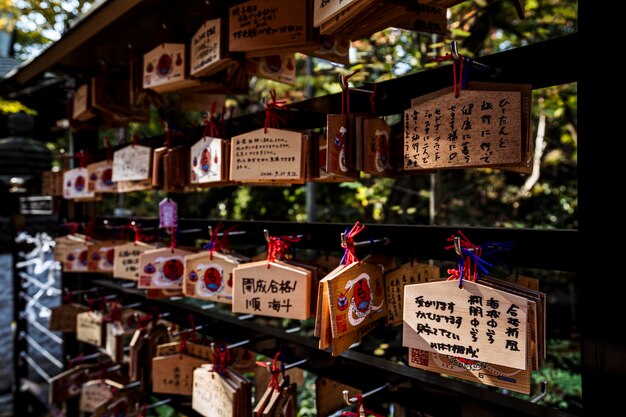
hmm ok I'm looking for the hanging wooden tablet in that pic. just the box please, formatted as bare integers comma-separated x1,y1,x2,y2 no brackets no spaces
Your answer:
402,280,529,370
317,0,447,39
384,261,440,326
190,136,230,185
79,379,123,414
87,240,118,272
232,260,312,320
76,310,105,347
137,247,194,290
143,43,200,93
49,363,98,403
408,345,531,394
105,320,125,364
128,327,147,382
230,128,306,184
183,251,246,303
61,239,92,272
311,131,351,182
42,170,65,196
326,114,359,178
49,302,88,333
150,146,167,188
63,167,96,200
315,377,361,417
404,83,528,171
246,54,296,85
362,117,394,176
72,83,97,122
112,144,152,182
87,160,118,193
192,366,237,417
306,35,351,65
152,353,207,395
156,340,214,361
163,146,192,193
54,234,89,271
229,0,313,56
191,18,235,78
326,262,386,338
113,241,157,280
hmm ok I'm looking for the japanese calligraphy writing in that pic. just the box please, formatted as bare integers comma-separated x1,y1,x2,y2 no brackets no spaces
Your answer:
229,0,308,52
404,89,522,170
191,19,222,76
230,128,303,182
403,280,528,369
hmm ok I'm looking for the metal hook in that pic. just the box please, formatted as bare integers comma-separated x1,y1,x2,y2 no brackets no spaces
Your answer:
530,380,547,403
263,229,270,242
450,40,460,61
342,232,390,248
343,382,391,405
454,236,462,256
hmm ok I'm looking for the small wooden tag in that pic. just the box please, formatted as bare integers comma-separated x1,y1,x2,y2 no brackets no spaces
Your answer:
152,354,207,395
190,137,227,184
87,160,117,193
112,145,152,182
246,55,296,85
402,280,529,370
326,114,359,178
79,379,122,413
156,340,214,361
63,167,95,200
315,377,361,417
232,260,312,320
230,128,305,183
76,311,105,347
183,251,243,303
87,240,118,272
143,43,199,93
384,262,440,326
159,198,178,229
362,117,394,176
192,366,237,417
104,321,125,363
49,364,97,403
137,247,194,289
190,18,233,78
49,303,88,333
113,241,156,280
326,262,386,338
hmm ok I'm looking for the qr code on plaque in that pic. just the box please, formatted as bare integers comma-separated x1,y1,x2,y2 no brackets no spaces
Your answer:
410,348,429,366
336,314,347,334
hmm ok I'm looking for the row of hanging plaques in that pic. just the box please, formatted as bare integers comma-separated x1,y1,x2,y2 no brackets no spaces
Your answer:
53,226,545,395
57,80,532,201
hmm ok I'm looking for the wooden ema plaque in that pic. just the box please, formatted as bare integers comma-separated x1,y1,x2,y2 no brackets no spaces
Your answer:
87,160,117,193
192,366,236,417
404,85,525,170
42,170,64,196
49,303,88,333
112,144,152,182
190,19,234,78
183,251,242,303
190,137,229,185
385,262,440,326
362,117,394,176
79,379,123,413
137,248,194,290
113,241,156,280
87,240,118,273
63,167,95,200
61,240,91,272
326,262,386,338
76,310,105,347
229,0,310,54
143,43,199,93
230,128,305,184
156,341,214,361
315,377,361,417
316,0,447,39
402,280,528,370
49,363,97,403
72,83,97,121
232,260,312,320
246,54,296,85
326,114,359,178
152,354,207,395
